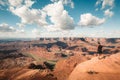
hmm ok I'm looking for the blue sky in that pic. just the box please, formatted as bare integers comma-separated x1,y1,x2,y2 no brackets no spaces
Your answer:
0,0,120,38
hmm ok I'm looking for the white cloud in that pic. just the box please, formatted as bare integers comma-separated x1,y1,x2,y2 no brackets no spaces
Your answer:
95,0,101,6
0,0,47,28
96,0,114,9
24,0,35,7
102,0,114,9
8,0,34,8
8,0,23,7
104,9,114,17
1,0,75,32
9,0,48,27
0,23,28,38
0,23,26,33
51,0,74,8
43,1,75,31
0,23,16,32
78,13,105,26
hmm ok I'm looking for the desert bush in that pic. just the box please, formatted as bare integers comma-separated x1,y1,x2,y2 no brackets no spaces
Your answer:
87,70,98,74
43,61,55,70
28,63,36,69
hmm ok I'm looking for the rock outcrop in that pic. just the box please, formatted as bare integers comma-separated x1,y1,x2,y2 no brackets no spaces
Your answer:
68,53,120,80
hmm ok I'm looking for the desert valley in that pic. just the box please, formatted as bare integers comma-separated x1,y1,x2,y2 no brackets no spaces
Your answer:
0,37,120,80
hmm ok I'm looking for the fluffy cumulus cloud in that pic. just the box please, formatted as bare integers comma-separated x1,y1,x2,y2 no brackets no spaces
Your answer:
43,1,75,31
1,0,75,32
96,0,114,9
95,0,115,19
104,9,114,17
51,0,74,8
78,13,105,26
0,23,16,32
10,6,47,26
1,0,113,35
102,0,114,9
9,0,47,27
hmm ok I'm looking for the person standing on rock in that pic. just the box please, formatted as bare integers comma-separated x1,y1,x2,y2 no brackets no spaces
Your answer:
97,42,103,59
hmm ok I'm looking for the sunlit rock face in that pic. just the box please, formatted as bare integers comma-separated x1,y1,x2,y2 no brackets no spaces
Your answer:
68,53,120,80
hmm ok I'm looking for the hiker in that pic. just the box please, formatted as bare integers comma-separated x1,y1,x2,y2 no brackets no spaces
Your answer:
97,42,103,59
97,42,103,54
